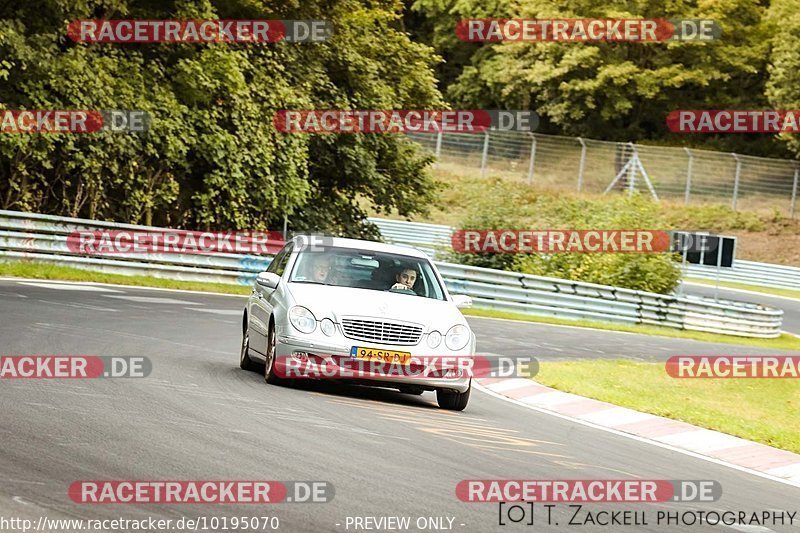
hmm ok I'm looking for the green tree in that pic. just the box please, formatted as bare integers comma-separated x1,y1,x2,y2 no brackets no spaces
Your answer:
409,0,787,156
766,0,800,157
0,0,444,236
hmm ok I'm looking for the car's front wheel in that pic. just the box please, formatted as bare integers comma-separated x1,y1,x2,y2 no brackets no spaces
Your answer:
239,331,257,371
436,384,471,411
264,322,282,385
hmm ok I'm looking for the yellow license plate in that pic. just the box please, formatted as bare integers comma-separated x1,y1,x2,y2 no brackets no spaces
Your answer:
350,347,412,365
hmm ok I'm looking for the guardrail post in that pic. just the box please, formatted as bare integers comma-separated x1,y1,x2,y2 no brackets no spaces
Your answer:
577,137,587,192
791,164,799,219
731,153,741,211
526,134,537,185
683,147,693,205
434,131,443,159
714,234,723,303
480,131,490,179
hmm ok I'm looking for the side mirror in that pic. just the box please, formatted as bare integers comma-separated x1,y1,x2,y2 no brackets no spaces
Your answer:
256,271,281,289
451,294,472,309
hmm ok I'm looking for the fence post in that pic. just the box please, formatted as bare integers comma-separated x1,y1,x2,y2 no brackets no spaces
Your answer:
683,147,693,205
791,164,799,219
577,137,587,192
627,144,637,197
731,153,741,211
526,134,537,185
480,131,490,179
435,131,442,159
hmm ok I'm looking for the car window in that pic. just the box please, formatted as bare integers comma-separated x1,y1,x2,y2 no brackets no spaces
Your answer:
267,243,293,276
288,247,445,300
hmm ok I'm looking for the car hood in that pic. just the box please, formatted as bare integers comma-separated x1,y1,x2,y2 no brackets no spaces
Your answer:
287,283,466,332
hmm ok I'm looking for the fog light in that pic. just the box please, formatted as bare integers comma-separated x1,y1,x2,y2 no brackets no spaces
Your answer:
444,368,463,378
292,351,309,362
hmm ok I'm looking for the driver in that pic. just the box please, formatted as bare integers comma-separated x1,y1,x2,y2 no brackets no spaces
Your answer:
390,266,417,291
309,254,333,283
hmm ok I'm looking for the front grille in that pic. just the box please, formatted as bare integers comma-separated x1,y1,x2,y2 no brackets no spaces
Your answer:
341,317,423,346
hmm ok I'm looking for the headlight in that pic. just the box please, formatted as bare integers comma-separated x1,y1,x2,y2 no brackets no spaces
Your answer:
320,318,335,336
289,306,316,334
427,330,442,348
445,324,470,351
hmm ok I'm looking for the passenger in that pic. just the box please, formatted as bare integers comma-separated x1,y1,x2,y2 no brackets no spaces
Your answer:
390,266,417,291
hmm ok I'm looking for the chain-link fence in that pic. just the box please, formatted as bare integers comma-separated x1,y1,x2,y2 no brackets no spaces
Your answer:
408,130,800,217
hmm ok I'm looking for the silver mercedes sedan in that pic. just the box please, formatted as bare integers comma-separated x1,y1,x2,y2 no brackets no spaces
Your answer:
239,236,475,410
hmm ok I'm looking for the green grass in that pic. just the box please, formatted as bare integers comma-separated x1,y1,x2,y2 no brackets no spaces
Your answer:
461,307,800,350
387,168,800,237
535,359,800,454
685,277,800,300
0,261,251,295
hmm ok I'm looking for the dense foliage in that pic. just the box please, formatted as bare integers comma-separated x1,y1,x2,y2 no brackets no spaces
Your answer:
407,0,799,158
447,182,682,293
0,0,443,236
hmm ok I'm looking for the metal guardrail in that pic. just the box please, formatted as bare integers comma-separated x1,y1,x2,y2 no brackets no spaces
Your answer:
436,262,783,338
0,211,271,285
0,210,784,338
684,261,800,291
366,217,453,259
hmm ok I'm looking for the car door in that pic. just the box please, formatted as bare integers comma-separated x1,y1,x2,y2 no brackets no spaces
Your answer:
250,242,293,354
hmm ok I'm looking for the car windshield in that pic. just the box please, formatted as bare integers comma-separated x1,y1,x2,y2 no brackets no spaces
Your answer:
289,247,446,301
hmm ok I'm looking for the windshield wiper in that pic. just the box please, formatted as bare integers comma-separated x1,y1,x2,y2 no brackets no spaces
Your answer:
290,280,329,285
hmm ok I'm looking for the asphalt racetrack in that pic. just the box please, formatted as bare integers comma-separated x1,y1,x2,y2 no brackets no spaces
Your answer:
1,279,799,532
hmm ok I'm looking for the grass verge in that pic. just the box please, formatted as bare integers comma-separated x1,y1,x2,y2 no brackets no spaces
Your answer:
685,277,800,301
0,261,251,295
461,308,800,350
535,359,800,454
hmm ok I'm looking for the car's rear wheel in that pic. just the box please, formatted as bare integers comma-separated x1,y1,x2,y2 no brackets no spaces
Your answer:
436,384,471,411
264,322,282,384
239,331,257,371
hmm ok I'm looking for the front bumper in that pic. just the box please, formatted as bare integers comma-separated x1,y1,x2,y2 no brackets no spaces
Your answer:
276,334,472,393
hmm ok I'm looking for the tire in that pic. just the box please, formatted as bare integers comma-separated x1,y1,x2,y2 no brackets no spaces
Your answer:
436,384,471,411
264,321,282,384
239,331,257,371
